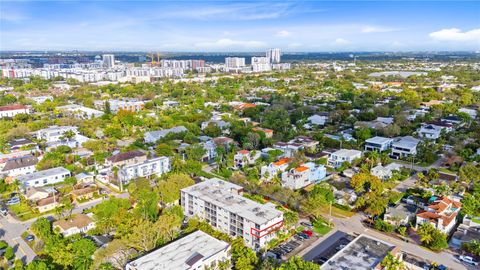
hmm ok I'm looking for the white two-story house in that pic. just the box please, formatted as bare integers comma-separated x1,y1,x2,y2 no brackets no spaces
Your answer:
327,149,362,168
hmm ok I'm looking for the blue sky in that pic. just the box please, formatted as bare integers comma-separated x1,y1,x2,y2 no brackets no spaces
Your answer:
1,1,479,51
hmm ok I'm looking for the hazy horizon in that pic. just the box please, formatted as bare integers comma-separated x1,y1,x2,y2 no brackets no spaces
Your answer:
1,1,479,52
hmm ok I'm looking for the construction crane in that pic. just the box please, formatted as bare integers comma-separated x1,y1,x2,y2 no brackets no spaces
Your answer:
147,52,161,66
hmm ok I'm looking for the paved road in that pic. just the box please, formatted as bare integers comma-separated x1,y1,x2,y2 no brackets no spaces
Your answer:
0,192,129,264
298,214,470,270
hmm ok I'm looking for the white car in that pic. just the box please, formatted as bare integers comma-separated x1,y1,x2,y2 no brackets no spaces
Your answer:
459,255,479,266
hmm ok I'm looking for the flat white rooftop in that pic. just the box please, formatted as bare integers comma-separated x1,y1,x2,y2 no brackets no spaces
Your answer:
365,136,393,145
17,167,69,182
182,178,283,225
125,230,229,270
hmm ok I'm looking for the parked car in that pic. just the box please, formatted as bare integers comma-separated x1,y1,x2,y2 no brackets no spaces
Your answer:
297,232,310,239
0,208,8,216
300,222,313,228
6,197,20,205
302,230,314,237
25,235,35,242
459,255,479,266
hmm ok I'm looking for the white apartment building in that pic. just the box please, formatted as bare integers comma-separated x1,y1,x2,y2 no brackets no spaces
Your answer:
125,230,230,270
281,162,327,190
364,136,393,152
181,179,284,250
266,48,281,64
225,57,246,71
118,156,170,184
0,104,30,118
251,57,271,72
327,149,362,168
95,99,145,113
17,167,71,188
234,150,261,169
102,54,115,68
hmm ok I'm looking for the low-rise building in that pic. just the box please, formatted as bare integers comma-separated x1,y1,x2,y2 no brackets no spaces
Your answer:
0,104,30,118
17,167,71,188
327,149,362,168
252,127,273,138
105,150,147,168
70,186,97,202
144,126,188,143
364,136,393,152
75,172,95,185
371,163,403,180
181,178,284,250
53,214,95,237
451,215,480,248
261,158,291,180
118,156,170,184
8,138,37,152
416,196,461,234
234,150,261,169
281,162,327,190
125,230,230,270
307,114,329,126
57,104,104,119
391,136,420,159
1,155,38,177
384,203,417,226
36,196,60,213
25,187,55,202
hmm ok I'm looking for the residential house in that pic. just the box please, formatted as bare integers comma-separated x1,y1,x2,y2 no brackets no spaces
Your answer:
327,149,362,168
0,104,30,118
105,150,147,168
25,187,55,202
441,115,463,125
75,172,95,185
53,214,95,237
36,196,60,213
212,137,235,150
181,178,284,250
384,203,417,226
70,187,97,202
458,108,477,119
333,188,357,207
289,136,319,152
8,138,37,152
416,196,462,234
117,156,170,184
125,230,230,270
201,120,231,131
417,121,453,140
1,155,38,177
35,125,90,150
451,215,480,247
281,162,327,190
144,126,188,143
17,167,71,188
234,150,261,169
57,104,104,119
391,136,420,159
261,158,291,181
201,140,217,162
371,163,403,180
252,127,273,138
307,113,329,126
96,99,145,113
273,142,303,158
364,136,393,152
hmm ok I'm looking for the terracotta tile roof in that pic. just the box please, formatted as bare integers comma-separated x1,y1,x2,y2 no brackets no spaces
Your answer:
239,150,250,155
295,166,309,172
36,196,59,206
274,158,290,166
0,104,27,111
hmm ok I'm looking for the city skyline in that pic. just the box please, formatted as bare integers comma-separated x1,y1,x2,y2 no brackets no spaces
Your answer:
1,1,480,52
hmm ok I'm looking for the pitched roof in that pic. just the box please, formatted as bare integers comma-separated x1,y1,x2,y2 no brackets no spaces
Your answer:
106,150,145,163
0,104,27,111
2,155,38,171
36,196,59,206
295,166,309,172
274,158,290,166
53,214,93,231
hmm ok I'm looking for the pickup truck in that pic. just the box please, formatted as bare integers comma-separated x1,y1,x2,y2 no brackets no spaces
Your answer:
459,255,479,266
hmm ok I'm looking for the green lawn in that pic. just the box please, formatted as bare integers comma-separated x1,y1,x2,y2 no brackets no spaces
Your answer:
9,202,41,221
312,219,333,236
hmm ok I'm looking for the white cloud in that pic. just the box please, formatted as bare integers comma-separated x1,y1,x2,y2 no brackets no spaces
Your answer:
276,30,291,37
194,38,267,49
360,26,398,33
429,28,480,42
333,38,350,45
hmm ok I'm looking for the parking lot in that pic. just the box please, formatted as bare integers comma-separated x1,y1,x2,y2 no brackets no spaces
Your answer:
302,230,356,265
267,225,318,260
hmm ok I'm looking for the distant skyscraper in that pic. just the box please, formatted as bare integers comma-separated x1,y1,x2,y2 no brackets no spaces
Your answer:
266,48,281,64
225,57,246,70
102,54,115,68
251,56,271,72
